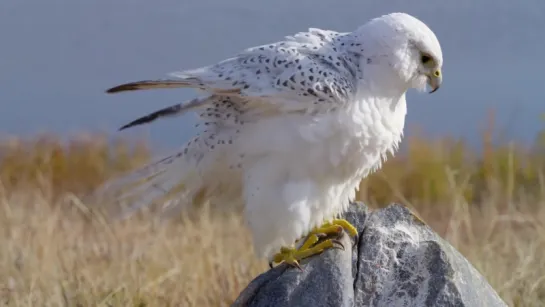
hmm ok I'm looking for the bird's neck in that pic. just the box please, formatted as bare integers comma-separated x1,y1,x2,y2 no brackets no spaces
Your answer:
358,64,409,104
352,76,408,139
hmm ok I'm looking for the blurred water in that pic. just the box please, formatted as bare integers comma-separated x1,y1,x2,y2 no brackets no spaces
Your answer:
1,0,544,150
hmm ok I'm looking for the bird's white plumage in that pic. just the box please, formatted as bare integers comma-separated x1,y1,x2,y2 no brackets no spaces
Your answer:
97,12,443,260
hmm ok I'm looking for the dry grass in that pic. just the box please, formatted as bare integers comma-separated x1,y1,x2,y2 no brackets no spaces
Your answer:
1,193,262,306
1,120,545,306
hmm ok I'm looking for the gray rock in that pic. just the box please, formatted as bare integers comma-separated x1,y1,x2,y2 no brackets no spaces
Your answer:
232,202,507,307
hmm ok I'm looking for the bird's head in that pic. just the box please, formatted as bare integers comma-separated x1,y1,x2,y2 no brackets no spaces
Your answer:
353,12,443,94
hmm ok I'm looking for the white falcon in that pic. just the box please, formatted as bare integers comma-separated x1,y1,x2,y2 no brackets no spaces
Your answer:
99,12,443,268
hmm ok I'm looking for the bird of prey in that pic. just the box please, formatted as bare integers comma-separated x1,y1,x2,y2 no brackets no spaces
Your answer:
98,12,443,269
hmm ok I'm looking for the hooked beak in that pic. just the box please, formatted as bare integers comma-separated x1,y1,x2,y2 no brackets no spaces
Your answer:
427,69,442,93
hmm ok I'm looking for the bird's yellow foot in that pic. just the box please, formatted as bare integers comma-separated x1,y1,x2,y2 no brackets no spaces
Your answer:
269,219,358,269
269,235,344,270
318,219,358,239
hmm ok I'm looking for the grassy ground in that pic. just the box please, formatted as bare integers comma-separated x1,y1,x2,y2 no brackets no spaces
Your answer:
1,125,545,306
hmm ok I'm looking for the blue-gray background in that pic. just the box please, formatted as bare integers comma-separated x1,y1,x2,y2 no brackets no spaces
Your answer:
1,0,544,151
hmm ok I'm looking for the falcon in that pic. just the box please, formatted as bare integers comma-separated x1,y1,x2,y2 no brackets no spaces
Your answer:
98,12,443,269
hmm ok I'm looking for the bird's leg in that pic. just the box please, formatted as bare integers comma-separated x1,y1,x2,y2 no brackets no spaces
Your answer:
269,219,358,269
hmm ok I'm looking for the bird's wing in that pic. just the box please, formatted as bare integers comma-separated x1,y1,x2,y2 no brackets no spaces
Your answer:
118,96,209,130
107,28,361,116
93,29,364,218
91,94,247,219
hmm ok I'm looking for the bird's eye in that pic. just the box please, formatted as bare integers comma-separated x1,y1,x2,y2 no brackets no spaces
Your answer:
421,54,432,64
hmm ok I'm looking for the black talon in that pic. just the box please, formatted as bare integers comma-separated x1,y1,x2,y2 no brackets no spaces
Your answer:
334,228,346,241
287,261,303,271
269,261,274,269
331,239,345,251
316,233,328,240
